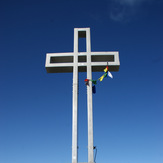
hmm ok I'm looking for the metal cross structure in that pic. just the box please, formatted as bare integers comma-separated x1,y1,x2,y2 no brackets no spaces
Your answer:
45,28,120,163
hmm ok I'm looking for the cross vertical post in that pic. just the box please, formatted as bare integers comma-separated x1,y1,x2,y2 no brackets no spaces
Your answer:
45,27,120,163
85,28,94,163
72,28,79,163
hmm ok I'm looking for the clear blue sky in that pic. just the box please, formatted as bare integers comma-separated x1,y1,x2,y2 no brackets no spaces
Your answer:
0,0,163,163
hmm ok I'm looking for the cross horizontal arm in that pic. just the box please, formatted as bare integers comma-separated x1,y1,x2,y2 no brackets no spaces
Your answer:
45,51,120,73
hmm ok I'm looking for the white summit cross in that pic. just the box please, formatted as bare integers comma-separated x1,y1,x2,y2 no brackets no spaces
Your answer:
45,28,120,163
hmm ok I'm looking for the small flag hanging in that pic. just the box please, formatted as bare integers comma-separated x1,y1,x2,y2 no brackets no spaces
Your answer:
84,79,89,85
104,66,109,73
107,71,113,78
92,85,96,94
98,74,105,81
104,72,107,78
90,80,97,85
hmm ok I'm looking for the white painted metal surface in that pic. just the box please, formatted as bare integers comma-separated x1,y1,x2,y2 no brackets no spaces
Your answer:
85,28,94,163
45,28,120,163
72,28,79,163
46,51,119,73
